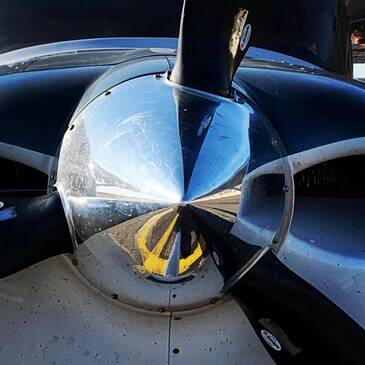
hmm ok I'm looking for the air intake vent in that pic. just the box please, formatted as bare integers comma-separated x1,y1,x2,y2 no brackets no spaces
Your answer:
0,157,48,197
295,156,365,198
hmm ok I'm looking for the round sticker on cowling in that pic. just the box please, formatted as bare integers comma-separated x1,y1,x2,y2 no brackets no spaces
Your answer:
240,24,252,51
260,330,282,351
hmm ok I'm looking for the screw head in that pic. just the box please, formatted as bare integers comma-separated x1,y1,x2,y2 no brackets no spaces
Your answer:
50,172,57,182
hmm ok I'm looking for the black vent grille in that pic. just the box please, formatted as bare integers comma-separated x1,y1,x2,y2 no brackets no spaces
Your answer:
0,158,48,197
295,156,365,198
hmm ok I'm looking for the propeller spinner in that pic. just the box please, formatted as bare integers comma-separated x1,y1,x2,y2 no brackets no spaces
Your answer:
0,0,291,312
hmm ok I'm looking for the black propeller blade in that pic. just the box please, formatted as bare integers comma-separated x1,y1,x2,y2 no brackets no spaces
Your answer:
0,192,73,278
170,0,268,96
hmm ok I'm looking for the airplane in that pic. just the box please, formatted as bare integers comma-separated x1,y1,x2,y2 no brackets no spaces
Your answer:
0,0,365,364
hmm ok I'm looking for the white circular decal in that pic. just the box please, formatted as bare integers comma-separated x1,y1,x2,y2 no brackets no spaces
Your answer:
260,330,282,351
240,24,252,51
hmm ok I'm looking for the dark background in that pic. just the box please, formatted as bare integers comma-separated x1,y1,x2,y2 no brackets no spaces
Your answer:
0,0,184,53
0,0,361,70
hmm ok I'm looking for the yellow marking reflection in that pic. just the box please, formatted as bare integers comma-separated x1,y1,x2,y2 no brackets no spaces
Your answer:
151,214,179,257
179,244,202,273
136,211,203,276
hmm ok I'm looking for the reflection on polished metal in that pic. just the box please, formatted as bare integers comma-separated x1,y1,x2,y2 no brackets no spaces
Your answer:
57,74,292,310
